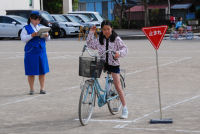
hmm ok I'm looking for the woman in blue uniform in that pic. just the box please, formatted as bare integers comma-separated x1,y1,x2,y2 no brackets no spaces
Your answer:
21,11,50,95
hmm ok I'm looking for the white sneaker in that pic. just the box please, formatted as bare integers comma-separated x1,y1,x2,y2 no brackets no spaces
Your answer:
120,107,128,119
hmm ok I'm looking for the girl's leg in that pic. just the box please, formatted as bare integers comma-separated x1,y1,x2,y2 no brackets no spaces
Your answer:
28,75,35,91
111,73,126,106
39,74,45,91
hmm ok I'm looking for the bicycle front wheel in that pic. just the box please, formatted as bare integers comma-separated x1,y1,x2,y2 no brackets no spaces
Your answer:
79,80,96,126
107,74,125,115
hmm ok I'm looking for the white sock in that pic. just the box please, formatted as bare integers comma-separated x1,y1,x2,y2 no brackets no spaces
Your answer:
123,106,127,110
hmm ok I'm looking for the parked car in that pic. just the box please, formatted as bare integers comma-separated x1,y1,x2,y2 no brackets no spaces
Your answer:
66,14,101,29
51,14,80,37
62,14,84,27
68,11,104,24
6,10,61,38
0,15,27,38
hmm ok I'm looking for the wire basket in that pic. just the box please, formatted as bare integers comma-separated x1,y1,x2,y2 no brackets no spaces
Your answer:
79,56,104,78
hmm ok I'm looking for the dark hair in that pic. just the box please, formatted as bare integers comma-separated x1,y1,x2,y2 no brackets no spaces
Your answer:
178,17,182,21
27,14,41,24
99,20,118,45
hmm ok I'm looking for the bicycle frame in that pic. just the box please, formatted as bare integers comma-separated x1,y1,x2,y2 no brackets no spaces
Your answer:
81,44,119,107
85,73,118,107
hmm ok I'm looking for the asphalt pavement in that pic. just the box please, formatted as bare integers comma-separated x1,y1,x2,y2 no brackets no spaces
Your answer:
0,39,200,134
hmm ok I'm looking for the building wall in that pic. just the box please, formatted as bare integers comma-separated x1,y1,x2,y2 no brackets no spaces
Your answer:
79,0,114,20
0,0,41,15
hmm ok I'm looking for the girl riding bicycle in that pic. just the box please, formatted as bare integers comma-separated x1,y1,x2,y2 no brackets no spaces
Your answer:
87,20,128,119
176,17,186,34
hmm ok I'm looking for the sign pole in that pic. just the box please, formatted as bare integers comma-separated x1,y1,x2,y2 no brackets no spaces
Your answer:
142,25,173,124
149,50,173,124
156,49,163,120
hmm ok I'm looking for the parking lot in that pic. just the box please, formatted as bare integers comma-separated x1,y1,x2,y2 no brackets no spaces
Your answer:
0,39,200,134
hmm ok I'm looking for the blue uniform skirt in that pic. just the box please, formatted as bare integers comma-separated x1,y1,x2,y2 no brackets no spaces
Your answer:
24,48,49,76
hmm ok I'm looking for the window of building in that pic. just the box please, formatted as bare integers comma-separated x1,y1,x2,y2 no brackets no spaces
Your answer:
29,0,33,6
79,2,86,11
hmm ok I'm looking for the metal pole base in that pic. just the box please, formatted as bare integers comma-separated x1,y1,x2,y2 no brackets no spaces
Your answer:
150,118,173,124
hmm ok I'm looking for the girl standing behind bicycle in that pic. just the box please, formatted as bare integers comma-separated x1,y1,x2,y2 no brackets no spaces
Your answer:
87,20,128,119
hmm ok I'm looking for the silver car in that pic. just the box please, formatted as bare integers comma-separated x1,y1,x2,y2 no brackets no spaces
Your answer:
0,15,27,38
66,14,101,29
51,14,80,37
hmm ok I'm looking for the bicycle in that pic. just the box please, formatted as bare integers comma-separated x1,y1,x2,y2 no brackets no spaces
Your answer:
170,26,194,40
78,45,126,126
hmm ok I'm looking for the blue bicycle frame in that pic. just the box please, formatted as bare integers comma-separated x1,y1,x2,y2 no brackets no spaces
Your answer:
88,73,119,107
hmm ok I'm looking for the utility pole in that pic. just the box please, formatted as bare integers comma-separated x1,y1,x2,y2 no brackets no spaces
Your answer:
120,0,125,28
168,0,170,15
41,0,43,10
144,0,149,26
167,0,171,21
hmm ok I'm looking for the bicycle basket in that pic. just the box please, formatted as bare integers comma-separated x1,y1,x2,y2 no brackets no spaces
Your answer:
79,56,104,78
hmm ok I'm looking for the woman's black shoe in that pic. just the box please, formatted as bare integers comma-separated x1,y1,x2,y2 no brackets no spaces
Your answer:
29,90,34,95
40,90,46,94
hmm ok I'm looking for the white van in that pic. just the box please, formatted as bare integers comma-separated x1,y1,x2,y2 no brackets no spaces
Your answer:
68,11,104,24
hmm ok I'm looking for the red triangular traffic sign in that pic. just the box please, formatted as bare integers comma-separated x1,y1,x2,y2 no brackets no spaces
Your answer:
142,25,168,50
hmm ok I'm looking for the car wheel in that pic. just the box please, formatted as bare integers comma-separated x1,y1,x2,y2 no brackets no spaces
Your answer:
60,29,66,38
18,29,22,39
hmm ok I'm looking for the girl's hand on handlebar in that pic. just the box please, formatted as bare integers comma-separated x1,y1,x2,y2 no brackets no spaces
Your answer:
114,51,120,59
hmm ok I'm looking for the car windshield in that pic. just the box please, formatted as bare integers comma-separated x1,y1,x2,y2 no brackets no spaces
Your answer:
94,13,104,22
41,12,55,22
79,15,91,22
53,15,67,22
88,14,98,21
66,15,79,23
12,16,27,23
73,16,84,23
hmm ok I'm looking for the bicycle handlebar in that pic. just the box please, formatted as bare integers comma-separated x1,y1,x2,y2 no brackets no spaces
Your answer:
81,44,116,60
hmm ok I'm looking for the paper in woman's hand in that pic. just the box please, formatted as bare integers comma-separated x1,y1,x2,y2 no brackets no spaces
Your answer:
37,27,51,37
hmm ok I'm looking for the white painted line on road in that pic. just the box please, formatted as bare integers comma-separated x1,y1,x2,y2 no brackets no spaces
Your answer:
126,57,192,76
75,94,200,125
117,127,200,133
0,95,41,107
0,86,79,108
114,94,200,128
74,119,133,123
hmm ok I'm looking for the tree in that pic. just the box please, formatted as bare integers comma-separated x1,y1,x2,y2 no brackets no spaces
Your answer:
43,0,63,14
72,0,79,11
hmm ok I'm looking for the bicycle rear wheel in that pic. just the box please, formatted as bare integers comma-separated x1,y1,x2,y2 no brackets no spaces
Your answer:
107,74,125,115
79,80,96,126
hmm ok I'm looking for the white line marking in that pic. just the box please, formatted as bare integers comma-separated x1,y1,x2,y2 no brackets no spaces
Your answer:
114,94,200,128
74,118,132,123
74,94,200,125
126,57,192,76
119,127,200,133
0,86,79,108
